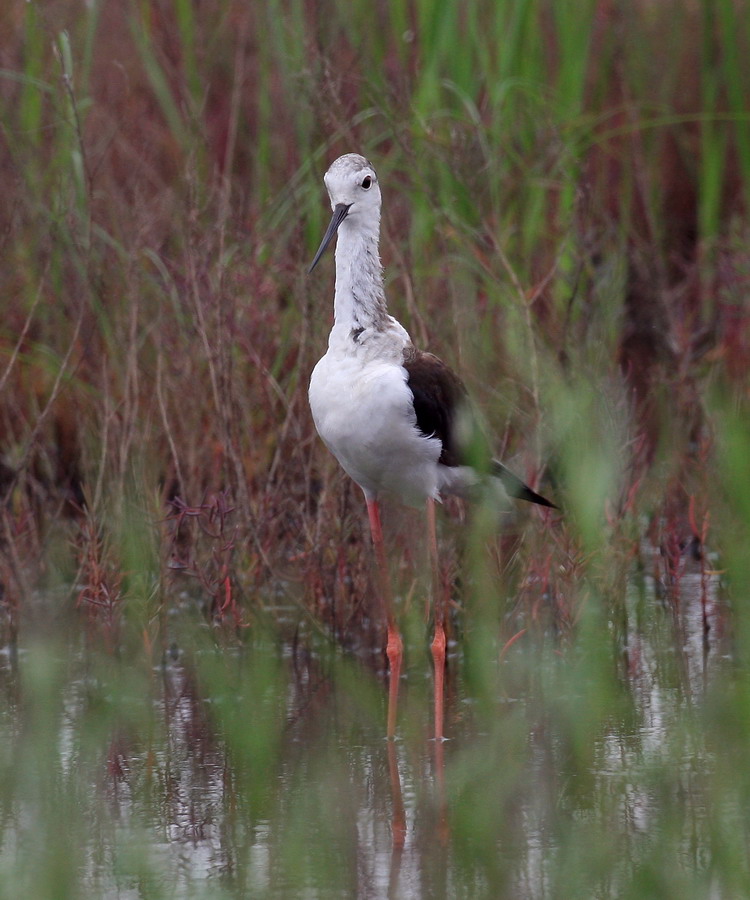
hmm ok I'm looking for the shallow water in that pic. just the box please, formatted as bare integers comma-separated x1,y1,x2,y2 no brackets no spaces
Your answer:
0,558,739,900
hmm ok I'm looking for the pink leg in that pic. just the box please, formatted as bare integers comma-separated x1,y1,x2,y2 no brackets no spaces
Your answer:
431,621,446,742
366,496,403,739
433,732,450,846
427,498,446,741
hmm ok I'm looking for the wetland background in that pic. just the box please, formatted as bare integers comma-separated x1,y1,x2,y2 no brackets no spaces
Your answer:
2,1,750,897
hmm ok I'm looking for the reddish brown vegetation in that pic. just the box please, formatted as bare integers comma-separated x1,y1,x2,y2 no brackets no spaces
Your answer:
0,1,747,652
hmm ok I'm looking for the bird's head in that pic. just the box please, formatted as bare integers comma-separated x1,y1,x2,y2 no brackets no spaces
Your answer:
309,154,381,273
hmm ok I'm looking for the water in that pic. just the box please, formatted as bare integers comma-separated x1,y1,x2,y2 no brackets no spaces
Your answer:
0,559,740,900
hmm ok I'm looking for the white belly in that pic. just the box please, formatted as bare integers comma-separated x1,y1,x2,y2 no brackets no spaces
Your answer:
309,352,442,506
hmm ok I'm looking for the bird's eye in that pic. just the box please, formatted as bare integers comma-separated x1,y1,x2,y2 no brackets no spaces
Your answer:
361,176,372,190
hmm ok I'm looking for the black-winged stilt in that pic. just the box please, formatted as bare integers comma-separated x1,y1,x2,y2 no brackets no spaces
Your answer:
308,153,555,740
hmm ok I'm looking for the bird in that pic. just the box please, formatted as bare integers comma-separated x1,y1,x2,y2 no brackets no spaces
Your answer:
308,153,555,740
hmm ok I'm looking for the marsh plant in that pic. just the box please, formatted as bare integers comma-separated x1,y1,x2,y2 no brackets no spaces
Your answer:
0,1,749,897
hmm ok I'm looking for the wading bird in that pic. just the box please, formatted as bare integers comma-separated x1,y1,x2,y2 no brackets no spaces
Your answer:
308,153,555,740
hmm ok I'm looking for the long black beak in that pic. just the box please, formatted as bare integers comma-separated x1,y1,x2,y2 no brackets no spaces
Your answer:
308,203,351,273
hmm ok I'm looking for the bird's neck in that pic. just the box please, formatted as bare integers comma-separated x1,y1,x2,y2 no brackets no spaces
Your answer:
333,220,389,332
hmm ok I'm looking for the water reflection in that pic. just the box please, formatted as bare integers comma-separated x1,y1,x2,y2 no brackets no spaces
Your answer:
0,561,736,898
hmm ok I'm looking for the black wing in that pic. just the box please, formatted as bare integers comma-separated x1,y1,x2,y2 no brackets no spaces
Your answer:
403,346,557,509
403,348,467,467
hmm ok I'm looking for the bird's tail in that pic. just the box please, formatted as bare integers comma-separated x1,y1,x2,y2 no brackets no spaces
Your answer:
491,460,558,509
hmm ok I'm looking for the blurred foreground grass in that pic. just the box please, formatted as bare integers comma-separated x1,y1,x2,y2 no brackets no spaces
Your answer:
1,0,750,896
0,565,744,899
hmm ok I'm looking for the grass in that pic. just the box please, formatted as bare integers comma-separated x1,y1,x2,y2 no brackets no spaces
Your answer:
1,0,750,896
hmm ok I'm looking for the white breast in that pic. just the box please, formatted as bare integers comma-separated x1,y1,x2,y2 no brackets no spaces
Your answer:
309,348,443,506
